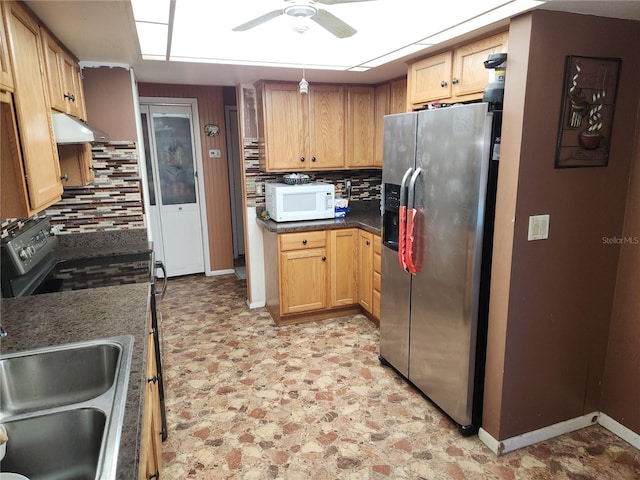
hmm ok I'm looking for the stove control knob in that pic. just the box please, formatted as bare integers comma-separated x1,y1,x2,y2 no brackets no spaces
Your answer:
19,248,30,260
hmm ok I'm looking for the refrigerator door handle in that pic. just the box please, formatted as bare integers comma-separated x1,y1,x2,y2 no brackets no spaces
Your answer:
398,167,414,271
405,167,422,275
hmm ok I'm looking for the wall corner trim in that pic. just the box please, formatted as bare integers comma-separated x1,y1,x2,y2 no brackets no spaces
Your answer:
247,300,266,309
206,269,235,277
479,413,599,455
599,413,640,450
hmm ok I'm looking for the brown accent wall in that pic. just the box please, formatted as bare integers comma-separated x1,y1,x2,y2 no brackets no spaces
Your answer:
601,108,640,432
82,67,137,141
483,11,640,440
137,83,233,272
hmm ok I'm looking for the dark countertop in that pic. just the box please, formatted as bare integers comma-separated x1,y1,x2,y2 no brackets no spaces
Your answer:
0,284,149,480
0,230,154,479
257,200,382,235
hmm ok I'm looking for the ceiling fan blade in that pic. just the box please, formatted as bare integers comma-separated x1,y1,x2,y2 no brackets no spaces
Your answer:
312,8,357,38
317,0,375,4
232,9,282,32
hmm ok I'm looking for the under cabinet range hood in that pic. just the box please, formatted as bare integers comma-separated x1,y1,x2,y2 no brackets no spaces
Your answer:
52,113,109,144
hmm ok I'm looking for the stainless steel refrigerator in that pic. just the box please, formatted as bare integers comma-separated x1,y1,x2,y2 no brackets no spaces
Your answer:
379,102,500,434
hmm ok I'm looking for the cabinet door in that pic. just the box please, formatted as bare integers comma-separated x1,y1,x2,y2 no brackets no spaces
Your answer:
372,234,382,319
408,51,453,105
390,77,407,114
358,230,373,313
452,31,508,100
329,229,358,307
40,28,66,112
308,84,345,169
62,53,81,117
263,82,307,171
280,247,327,314
346,86,375,168
3,1,62,212
58,143,94,186
0,4,14,92
373,83,390,168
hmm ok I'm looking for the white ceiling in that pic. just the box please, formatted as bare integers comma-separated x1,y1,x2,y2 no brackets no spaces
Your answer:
26,0,640,87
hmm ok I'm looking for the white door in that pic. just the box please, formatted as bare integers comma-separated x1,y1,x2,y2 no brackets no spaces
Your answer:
140,104,205,277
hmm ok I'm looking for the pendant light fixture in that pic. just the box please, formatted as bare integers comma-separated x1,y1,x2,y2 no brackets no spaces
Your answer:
299,69,309,95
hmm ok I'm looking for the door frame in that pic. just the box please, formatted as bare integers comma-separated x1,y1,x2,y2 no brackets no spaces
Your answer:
224,105,245,260
139,96,212,275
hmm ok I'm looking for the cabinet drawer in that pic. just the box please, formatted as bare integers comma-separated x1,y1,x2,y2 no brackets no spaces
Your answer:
373,271,381,292
280,231,326,251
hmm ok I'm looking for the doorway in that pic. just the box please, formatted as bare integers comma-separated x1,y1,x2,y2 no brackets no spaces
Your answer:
140,101,206,277
225,106,246,280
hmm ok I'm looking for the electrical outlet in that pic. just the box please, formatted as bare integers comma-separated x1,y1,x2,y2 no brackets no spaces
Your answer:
208,149,221,158
255,183,263,195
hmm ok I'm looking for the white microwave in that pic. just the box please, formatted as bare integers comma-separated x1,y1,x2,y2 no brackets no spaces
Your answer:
265,182,335,222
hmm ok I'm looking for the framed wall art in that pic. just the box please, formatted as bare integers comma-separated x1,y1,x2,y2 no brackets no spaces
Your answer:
555,55,621,168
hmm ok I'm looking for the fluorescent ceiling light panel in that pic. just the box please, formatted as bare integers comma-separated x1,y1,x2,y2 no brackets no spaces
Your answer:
135,22,169,58
133,0,548,70
131,0,170,24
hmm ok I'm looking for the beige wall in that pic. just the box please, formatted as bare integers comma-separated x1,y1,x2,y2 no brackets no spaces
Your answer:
484,11,640,440
137,83,234,272
82,67,137,141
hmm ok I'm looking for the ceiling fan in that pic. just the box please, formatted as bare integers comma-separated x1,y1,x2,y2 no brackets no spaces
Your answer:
232,0,375,39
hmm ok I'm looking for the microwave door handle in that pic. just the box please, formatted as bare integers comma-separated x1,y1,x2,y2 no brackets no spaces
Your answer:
398,167,413,271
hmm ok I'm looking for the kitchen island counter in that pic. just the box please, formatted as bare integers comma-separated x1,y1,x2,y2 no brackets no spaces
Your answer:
0,283,151,480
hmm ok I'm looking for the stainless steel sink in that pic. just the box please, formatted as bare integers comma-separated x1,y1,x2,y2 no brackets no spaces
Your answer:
0,342,120,415
1,408,106,480
0,336,134,480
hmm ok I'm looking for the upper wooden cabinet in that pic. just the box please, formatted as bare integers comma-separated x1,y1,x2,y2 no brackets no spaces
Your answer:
1,0,62,217
374,77,407,166
0,4,14,92
41,27,85,119
58,143,94,187
407,31,508,108
257,81,345,172
345,86,375,169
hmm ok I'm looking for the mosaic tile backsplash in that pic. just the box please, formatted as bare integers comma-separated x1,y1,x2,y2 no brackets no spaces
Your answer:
243,139,382,208
44,142,145,234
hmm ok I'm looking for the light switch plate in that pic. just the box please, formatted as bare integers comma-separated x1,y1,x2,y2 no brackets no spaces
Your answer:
208,149,221,158
528,214,550,241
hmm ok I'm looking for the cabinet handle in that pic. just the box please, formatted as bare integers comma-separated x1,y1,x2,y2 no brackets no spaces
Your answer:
366,240,370,246
302,239,307,245
60,174,69,181
452,78,459,85
311,156,316,162
147,375,158,384
322,256,326,261
300,156,305,162
148,471,159,479
440,81,448,88
64,93,76,102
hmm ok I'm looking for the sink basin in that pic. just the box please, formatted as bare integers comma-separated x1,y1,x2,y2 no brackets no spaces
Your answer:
1,408,106,480
0,336,134,480
0,343,120,416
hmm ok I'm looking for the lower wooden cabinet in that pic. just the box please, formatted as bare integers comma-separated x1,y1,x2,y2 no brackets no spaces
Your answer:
138,318,162,480
264,227,380,325
329,228,358,307
358,230,373,314
372,235,382,320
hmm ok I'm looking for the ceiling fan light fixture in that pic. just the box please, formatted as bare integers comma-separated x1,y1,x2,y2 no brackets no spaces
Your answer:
285,4,317,33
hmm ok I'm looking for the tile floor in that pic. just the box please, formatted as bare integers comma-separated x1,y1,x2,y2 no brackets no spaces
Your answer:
158,274,640,479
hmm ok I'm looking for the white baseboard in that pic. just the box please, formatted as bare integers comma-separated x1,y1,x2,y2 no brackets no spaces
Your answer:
479,412,599,455
247,299,266,309
599,413,640,450
205,268,235,277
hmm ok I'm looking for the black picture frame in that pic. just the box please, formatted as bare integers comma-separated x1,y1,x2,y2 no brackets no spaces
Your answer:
555,55,621,168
